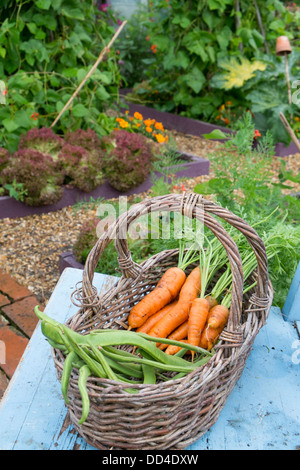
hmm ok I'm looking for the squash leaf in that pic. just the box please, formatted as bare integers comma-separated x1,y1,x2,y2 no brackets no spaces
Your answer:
211,56,267,90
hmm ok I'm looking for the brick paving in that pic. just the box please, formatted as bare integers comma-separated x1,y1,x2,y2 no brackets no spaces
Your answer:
0,269,43,400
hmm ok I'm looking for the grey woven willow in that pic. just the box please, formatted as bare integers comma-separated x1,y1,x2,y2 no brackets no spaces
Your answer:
52,193,273,450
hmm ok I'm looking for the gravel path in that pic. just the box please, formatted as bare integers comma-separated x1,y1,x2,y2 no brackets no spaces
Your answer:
0,130,299,305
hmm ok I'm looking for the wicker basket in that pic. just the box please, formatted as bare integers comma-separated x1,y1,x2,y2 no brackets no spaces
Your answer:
52,193,273,450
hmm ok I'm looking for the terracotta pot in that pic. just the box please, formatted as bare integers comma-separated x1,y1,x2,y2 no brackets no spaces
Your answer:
276,36,292,55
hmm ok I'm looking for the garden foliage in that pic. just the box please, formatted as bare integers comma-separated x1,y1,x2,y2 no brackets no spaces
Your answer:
115,0,300,144
100,129,156,192
0,123,168,204
194,113,300,308
0,0,121,152
1,148,64,206
0,127,106,204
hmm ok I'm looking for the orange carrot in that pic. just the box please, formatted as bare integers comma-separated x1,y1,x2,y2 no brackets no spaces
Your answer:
128,267,186,329
136,300,178,334
187,297,210,359
206,295,218,310
207,304,229,330
148,266,201,339
199,324,223,351
158,320,188,350
165,339,190,355
199,304,229,351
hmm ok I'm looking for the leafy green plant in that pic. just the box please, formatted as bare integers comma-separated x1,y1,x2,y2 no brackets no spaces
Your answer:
3,179,28,202
0,126,108,204
112,7,154,88
195,113,276,210
1,148,64,206
210,56,267,90
194,112,300,307
278,160,300,185
100,129,155,192
196,112,300,220
0,0,121,152
218,52,300,145
60,129,105,192
149,142,186,197
118,0,300,144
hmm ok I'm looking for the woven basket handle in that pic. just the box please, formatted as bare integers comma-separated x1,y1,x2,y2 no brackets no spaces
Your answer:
81,193,269,331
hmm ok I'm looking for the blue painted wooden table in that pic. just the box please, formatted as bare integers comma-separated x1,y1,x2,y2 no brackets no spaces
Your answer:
0,268,299,451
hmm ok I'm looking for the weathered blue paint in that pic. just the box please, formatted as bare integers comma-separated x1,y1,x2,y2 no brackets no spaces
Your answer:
282,261,300,322
189,307,300,450
0,268,299,450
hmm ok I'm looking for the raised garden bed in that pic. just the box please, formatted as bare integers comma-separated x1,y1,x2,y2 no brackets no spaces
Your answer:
120,90,300,157
59,251,85,274
0,151,209,219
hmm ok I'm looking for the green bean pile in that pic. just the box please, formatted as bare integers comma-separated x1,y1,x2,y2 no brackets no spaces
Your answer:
34,306,213,425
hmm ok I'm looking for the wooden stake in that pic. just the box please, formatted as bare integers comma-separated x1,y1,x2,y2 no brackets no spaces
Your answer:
50,20,127,129
284,53,292,105
279,112,300,152
235,0,243,53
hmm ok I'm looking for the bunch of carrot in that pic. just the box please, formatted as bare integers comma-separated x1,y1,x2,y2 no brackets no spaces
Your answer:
128,218,277,358
128,237,234,358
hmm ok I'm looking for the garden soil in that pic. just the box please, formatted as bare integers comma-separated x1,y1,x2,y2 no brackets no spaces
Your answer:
0,130,299,305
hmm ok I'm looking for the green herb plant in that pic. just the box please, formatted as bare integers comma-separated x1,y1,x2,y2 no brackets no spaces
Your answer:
3,179,28,202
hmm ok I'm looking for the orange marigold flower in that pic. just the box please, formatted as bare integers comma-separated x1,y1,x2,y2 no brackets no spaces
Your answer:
136,123,141,127
144,118,153,127
154,122,164,131
145,126,153,133
155,133,165,143
224,117,230,125
118,119,129,128
134,112,143,120
146,35,150,41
